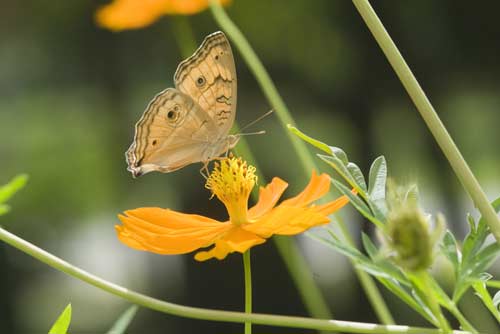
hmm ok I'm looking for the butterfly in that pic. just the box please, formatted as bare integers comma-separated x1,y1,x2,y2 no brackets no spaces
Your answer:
125,31,239,177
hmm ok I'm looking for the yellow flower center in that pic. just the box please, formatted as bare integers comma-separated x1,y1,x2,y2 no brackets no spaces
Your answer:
205,156,257,225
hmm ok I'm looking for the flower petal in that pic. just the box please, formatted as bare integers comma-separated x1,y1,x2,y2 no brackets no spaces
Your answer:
243,205,330,238
313,194,351,216
248,177,288,220
194,227,266,261
96,0,232,31
164,0,232,15
96,0,170,31
280,171,331,208
116,208,231,255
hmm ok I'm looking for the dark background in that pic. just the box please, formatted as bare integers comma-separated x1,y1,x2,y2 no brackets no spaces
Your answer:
1,0,500,333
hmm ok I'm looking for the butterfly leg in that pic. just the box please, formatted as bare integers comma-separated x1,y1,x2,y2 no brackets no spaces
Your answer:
199,162,210,179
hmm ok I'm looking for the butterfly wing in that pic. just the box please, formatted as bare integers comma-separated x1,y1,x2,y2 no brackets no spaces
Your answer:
126,88,219,177
174,31,237,139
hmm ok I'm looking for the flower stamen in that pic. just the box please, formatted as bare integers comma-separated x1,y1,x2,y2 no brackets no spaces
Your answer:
205,156,257,225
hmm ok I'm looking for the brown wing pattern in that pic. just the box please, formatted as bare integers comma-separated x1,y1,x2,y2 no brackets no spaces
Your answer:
126,88,218,176
174,31,237,136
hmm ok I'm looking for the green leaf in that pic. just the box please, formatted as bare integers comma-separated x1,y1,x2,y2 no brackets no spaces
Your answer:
308,230,369,264
466,214,476,234
48,304,72,334
461,197,500,274
329,146,349,165
472,282,500,323
311,232,435,324
319,155,355,186
0,174,28,204
346,162,367,192
368,156,387,200
356,262,394,279
361,233,378,259
287,125,331,154
331,179,384,229
479,272,493,282
324,231,410,285
367,156,388,217
409,289,440,325
440,230,461,275
377,277,436,324
469,243,500,278
493,290,500,309
107,305,139,334
403,184,419,207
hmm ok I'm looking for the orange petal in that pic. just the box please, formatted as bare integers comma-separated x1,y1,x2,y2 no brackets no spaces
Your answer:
123,207,223,230
95,0,232,31
313,194,351,216
248,177,288,220
164,0,231,15
194,227,266,261
96,0,170,31
280,171,331,208
116,208,231,255
243,205,330,238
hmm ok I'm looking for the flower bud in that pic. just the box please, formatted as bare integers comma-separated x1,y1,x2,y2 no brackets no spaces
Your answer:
386,205,432,271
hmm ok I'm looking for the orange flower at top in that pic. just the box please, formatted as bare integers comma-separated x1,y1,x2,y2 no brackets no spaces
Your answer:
117,157,351,261
96,0,232,31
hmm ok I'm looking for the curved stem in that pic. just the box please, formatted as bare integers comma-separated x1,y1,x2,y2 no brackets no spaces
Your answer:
170,16,197,59
448,307,478,334
208,0,394,325
0,227,468,334
350,0,500,242
208,1,315,178
243,251,252,334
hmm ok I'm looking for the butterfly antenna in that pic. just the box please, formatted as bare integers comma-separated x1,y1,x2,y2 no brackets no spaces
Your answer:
236,130,266,137
238,109,274,132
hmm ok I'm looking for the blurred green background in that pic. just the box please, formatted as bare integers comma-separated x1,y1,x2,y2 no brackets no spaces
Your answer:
1,0,500,333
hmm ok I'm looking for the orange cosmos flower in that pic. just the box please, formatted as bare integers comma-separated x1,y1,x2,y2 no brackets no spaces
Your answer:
117,157,351,261
96,0,232,31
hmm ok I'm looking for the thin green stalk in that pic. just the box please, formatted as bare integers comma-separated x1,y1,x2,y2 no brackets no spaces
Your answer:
209,0,394,325
170,16,198,59
233,125,333,325
208,0,314,178
486,280,500,289
0,228,470,334
410,272,451,333
272,235,333,320
350,0,500,242
243,251,252,334
448,306,478,334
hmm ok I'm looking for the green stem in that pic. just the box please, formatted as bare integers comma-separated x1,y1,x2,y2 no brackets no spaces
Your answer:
273,236,332,320
486,280,500,289
243,251,252,334
0,228,470,334
208,0,314,179
209,0,394,325
410,272,451,332
448,307,478,334
170,16,198,59
350,0,500,242
234,124,333,324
